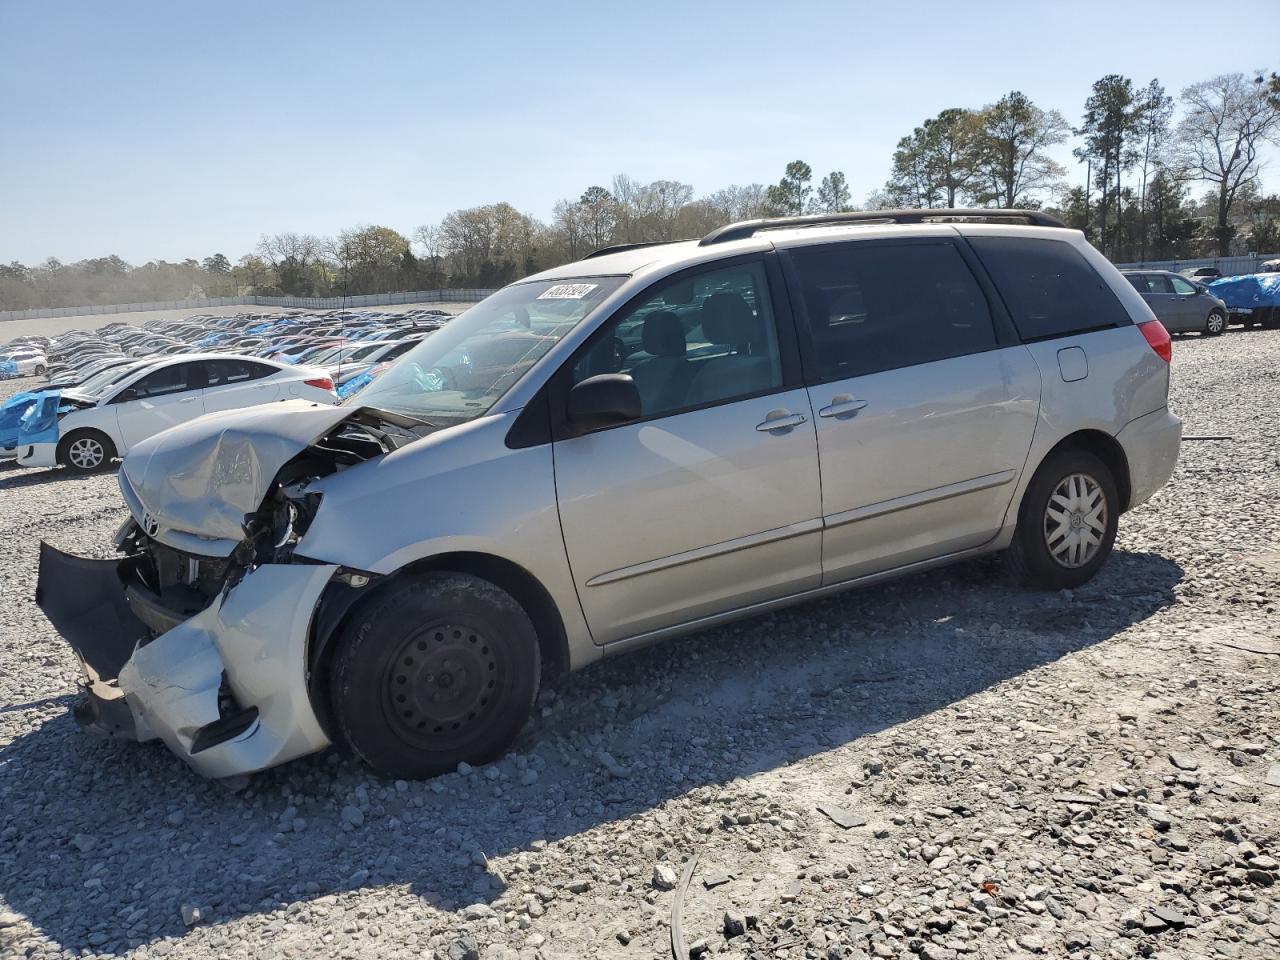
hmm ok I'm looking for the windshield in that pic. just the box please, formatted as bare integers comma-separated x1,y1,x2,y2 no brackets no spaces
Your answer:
77,362,148,396
353,276,624,421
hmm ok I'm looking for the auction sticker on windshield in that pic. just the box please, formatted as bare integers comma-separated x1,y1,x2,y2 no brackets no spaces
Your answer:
537,283,599,300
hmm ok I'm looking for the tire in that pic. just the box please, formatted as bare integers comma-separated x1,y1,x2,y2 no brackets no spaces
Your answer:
34,364,47,377
56,429,117,473
1204,309,1227,336
1007,448,1119,590
328,572,540,779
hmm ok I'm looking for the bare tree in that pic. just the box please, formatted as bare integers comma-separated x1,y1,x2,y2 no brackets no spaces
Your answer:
703,184,768,223
1174,73,1280,255
973,91,1069,208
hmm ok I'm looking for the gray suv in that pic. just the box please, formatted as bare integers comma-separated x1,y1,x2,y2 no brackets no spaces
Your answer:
39,209,1183,780
1124,269,1229,335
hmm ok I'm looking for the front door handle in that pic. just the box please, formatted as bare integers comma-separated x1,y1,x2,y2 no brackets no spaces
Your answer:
755,410,807,433
178,396,197,404
819,395,868,419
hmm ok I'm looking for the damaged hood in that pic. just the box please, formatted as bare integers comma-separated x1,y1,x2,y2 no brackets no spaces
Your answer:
119,401,357,555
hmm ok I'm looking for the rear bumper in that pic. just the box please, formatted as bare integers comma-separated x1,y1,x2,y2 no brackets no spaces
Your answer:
1116,406,1182,510
37,543,335,778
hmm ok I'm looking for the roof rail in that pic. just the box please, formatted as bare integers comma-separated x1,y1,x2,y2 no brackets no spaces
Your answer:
698,208,1067,246
583,239,691,260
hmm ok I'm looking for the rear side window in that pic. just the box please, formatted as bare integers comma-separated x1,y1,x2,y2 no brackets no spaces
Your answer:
1129,274,1172,295
788,240,997,382
205,359,273,386
970,237,1131,341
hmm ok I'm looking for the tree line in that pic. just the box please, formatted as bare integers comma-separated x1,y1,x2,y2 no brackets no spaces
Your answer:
3,71,1277,312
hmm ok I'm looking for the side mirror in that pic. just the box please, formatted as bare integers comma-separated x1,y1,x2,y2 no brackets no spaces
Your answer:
567,374,641,431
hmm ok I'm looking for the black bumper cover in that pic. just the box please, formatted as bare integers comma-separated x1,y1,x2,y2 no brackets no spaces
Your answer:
35,541,148,682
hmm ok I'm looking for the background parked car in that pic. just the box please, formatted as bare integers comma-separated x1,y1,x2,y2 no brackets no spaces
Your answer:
15,353,337,472
1123,270,1229,335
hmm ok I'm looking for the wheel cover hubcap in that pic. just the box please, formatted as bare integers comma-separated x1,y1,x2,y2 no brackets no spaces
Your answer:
383,623,499,750
68,438,103,468
1209,313,1224,331
1043,472,1107,569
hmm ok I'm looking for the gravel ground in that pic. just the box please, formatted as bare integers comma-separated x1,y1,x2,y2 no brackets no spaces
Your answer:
1,329,1277,960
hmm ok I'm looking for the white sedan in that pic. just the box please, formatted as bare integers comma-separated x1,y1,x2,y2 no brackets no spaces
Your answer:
1,349,48,377
16,353,337,472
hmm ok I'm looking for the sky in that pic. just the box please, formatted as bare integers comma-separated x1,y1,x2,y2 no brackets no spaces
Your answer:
1,0,1277,264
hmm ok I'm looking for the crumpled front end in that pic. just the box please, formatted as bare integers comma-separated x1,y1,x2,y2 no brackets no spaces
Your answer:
37,540,337,778
36,402,427,777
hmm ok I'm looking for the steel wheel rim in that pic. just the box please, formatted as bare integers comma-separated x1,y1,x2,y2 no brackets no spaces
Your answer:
1043,472,1107,569
382,622,501,751
68,437,104,469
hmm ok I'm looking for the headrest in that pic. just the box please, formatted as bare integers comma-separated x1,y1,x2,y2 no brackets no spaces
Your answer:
700,293,764,345
641,311,686,358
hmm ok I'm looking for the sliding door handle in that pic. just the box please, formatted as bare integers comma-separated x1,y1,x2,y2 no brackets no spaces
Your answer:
755,411,807,433
819,395,868,419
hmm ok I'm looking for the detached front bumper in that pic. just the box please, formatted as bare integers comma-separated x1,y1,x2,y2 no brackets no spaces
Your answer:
17,442,57,468
37,543,336,778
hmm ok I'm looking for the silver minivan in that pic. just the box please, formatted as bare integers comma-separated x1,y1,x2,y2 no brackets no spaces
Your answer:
38,210,1183,780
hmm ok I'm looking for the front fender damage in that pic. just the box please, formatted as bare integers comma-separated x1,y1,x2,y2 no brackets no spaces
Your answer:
37,542,338,778
35,403,426,777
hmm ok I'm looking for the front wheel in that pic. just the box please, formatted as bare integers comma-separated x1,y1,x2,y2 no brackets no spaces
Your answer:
1204,310,1227,336
1008,449,1119,589
328,572,541,779
57,429,117,473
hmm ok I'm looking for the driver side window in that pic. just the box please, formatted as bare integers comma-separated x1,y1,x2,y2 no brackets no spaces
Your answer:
570,260,783,419
124,363,197,400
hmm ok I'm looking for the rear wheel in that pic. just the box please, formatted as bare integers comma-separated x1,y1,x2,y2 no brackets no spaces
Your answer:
1204,309,1227,336
328,572,540,779
1008,449,1119,589
57,429,116,473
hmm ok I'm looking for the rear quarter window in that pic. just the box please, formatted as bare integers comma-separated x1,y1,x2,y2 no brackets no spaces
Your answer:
970,237,1131,341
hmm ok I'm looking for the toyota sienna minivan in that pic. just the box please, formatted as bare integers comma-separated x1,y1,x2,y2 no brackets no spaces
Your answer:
38,209,1182,780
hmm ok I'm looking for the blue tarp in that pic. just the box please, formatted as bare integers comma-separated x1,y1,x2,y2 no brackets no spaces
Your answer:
336,370,374,399
18,390,64,446
0,360,20,380
1207,273,1280,309
0,391,44,449
0,389,63,450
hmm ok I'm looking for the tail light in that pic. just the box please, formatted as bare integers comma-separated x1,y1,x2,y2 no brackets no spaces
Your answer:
305,376,335,392
1137,320,1171,363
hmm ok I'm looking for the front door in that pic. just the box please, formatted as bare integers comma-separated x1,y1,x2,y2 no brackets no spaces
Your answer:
553,257,823,645
785,237,1041,583
111,361,206,451
1167,274,1204,331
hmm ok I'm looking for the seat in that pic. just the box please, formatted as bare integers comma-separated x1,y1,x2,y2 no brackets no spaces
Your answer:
688,293,776,405
628,311,690,414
